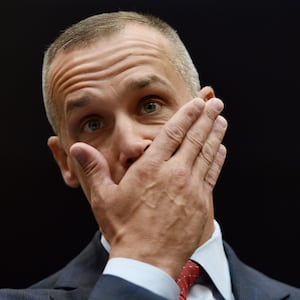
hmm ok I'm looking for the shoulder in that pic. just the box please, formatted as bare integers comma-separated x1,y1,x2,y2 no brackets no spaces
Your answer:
0,276,167,300
0,232,167,300
30,231,107,289
223,241,300,299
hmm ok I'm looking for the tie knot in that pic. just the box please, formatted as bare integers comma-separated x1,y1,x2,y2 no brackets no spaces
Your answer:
175,260,201,300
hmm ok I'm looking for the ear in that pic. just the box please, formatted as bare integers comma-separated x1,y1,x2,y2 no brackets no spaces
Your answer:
47,136,80,188
198,86,215,101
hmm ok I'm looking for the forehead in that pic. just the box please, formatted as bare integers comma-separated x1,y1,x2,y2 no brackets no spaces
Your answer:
47,23,181,104
49,23,175,77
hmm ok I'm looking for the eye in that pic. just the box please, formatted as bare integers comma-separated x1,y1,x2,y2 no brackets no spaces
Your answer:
82,117,104,132
141,101,161,114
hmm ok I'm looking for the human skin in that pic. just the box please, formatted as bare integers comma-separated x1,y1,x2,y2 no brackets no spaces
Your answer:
46,23,227,278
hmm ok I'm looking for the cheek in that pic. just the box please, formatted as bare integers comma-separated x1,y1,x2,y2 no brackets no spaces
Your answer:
148,125,163,139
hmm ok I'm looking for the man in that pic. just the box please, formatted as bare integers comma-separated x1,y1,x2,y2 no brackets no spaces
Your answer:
1,10,299,300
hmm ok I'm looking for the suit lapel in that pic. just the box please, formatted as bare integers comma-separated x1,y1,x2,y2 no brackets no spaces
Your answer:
53,231,109,290
47,232,109,300
223,241,290,300
47,233,293,299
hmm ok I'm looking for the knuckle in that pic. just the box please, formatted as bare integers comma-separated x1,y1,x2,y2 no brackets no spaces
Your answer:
213,118,227,139
200,142,215,165
171,166,189,188
206,107,218,121
164,124,185,144
136,158,161,179
204,146,227,187
205,170,216,187
186,131,205,148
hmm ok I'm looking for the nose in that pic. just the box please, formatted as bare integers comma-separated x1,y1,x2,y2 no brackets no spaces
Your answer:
115,117,151,169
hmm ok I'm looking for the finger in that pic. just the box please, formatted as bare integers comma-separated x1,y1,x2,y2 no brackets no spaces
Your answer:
198,86,215,101
69,142,114,193
147,97,205,161
204,144,227,188
195,115,227,177
174,98,224,167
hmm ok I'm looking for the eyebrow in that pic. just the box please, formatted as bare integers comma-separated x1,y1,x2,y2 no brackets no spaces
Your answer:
126,74,169,90
65,74,170,116
66,95,91,116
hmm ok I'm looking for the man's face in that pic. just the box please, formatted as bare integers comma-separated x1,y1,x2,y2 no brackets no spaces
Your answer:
47,24,193,192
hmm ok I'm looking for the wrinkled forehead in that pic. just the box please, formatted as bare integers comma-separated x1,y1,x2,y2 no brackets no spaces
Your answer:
47,23,176,103
48,23,174,76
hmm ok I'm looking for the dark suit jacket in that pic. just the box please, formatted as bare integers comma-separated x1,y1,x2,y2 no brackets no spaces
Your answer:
1,231,299,299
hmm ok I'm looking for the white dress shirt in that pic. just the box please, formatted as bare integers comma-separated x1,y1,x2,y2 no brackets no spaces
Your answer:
102,220,234,300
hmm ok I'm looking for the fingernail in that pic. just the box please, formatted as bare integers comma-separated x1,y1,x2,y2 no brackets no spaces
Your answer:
211,98,224,113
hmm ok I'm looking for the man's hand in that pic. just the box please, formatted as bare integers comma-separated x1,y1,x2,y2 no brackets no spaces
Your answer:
70,97,227,278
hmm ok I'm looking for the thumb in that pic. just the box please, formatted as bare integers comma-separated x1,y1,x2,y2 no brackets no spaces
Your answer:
70,142,113,189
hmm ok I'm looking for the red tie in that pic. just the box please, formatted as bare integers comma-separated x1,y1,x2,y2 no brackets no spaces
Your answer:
175,260,201,300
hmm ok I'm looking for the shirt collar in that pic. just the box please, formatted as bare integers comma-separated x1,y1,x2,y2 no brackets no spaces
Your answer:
190,220,232,300
101,220,232,300
101,233,110,253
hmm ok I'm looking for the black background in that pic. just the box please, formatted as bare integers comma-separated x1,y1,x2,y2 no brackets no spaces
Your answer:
1,0,299,289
